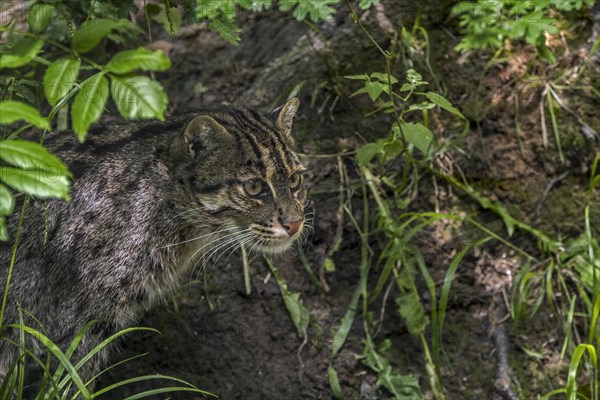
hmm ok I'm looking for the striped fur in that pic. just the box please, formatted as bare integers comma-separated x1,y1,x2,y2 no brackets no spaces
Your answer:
0,98,307,387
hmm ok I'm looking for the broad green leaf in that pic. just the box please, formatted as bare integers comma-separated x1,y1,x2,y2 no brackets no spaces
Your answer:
106,48,171,74
0,140,70,176
72,73,109,142
425,92,465,119
28,3,54,33
0,166,70,201
0,100,50,130
110,76,167,120
359,0,379,9
0,184,14,215
365,81,386,101
0,37,44,69
208,19,242,46
356,141,384,165
370,72,398,84
393,122,433,153
72,19,126,53
406,101,436,112
43,58,81,105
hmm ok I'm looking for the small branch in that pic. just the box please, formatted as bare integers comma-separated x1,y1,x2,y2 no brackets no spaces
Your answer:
492,290,520,400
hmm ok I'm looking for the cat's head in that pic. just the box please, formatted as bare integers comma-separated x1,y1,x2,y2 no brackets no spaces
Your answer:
178,98,307,254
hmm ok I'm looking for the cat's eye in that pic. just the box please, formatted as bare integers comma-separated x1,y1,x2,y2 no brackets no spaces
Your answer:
244,180,264,196
288,172,303,190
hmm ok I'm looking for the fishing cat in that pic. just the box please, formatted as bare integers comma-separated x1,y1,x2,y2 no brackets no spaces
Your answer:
0,98,306,388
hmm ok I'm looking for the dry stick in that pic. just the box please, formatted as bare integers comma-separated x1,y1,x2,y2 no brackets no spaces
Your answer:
493,289,520,400
533,171,570,223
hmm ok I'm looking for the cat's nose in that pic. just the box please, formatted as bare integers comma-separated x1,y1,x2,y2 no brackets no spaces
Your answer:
282,220,302,236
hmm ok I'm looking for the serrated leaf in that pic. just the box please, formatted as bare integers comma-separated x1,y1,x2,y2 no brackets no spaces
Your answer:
279,0,337,21
110,76,167,120
0,184,14,215
0,166,70,201
72,19,131,53
0,37,44,69
106,48,171,74
0,140,70,176
395,290,429,336
43,58,80,105
425,92,465,119
394,122,433,153
72,73,109,142
28,3,55,33
208,19,242,46
153,5,182,35
0,100,50,130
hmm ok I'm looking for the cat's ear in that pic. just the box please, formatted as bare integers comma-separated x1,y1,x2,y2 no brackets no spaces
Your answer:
272,97,299,136
182,115,233,157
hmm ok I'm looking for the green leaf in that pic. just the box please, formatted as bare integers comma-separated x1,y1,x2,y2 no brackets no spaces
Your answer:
72,19,130,53
395,290,429,336
323,257,336,272
72,73,109,142
0,100,50,130
282,291,310,336
106,48,171,74
28,3,55,33
0,216,7,241
365,81,386,102
153,5,182,35
0,37,44,69
356,141,384,165
359,0,379,9
110,76,168,120
43,58,81,105
0,184,14,215
208,19,242,46
328,365,343,398
279,0,338,22
344,74,368,81
425,92,465,119
370,72,398,84
0,140,70,176
0,166,70,201
394,122,433,153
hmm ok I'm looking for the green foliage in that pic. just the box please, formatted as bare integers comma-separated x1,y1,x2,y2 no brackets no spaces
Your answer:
195,0,351,46
349,68,461,160
0,322,213,399
452,0,595,61
362,338,424,399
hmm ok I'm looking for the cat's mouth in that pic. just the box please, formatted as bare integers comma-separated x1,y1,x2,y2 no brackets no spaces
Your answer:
247,222,304,255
